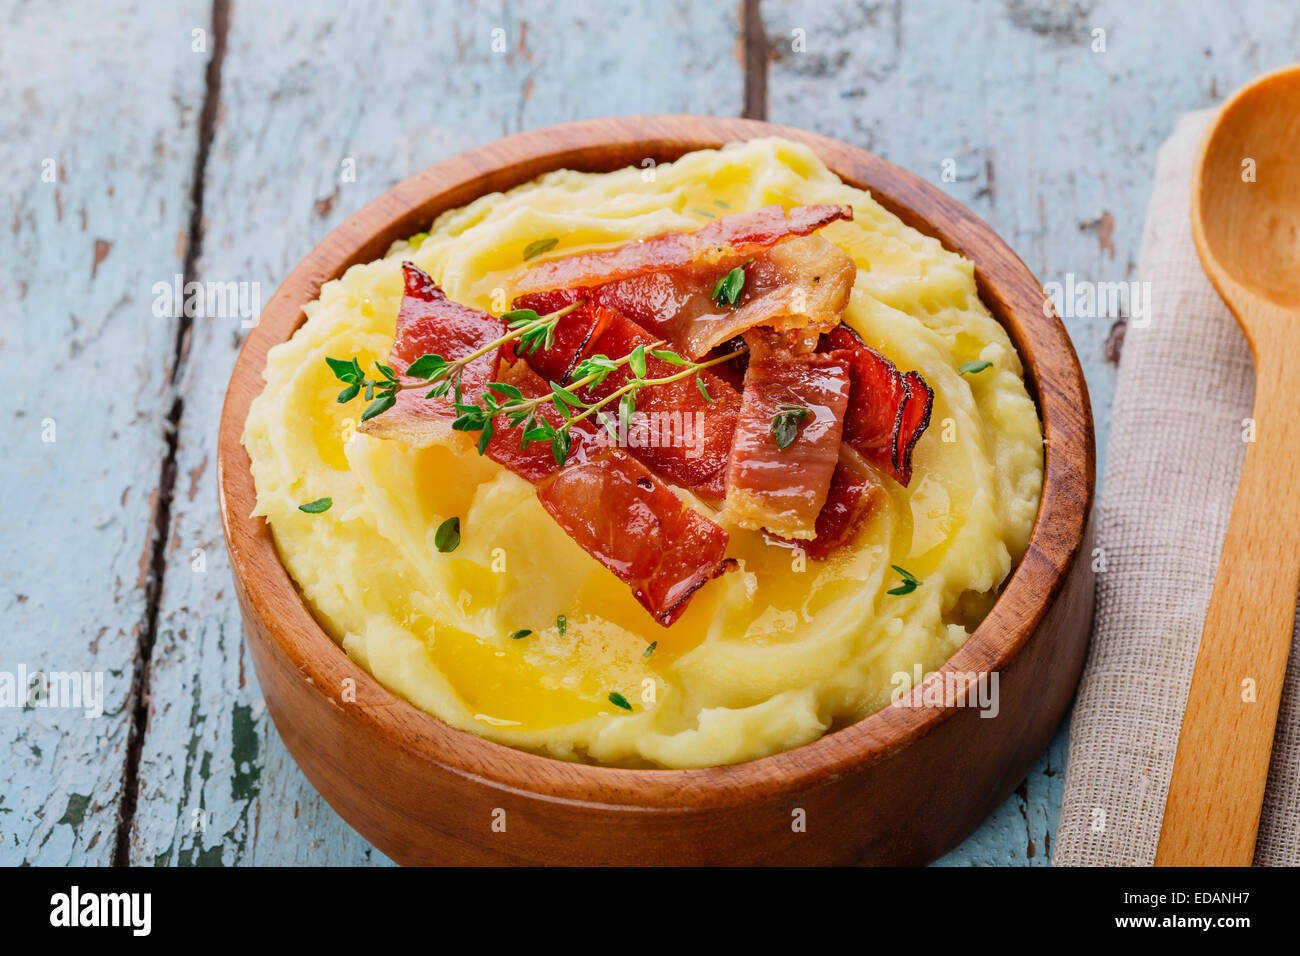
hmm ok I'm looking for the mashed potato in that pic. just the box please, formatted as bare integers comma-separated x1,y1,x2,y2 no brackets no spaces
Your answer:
243,138,1043,769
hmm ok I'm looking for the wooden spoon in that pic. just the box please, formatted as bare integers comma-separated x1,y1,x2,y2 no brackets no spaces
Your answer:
1157,64,1300,866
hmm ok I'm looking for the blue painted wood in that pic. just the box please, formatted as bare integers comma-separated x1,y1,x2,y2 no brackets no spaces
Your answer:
7,0,1300,866
0,0,208,865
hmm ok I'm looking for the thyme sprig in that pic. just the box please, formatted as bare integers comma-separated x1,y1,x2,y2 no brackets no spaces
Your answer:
326,300,586,422
326,299,743,466
451,342,743,464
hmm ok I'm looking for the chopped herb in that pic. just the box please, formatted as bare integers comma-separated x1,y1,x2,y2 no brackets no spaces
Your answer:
711,263,748,308
298,497,332,514
608,691,633,711
556,614,567,636
407,231,429,249
510,629,533,640
960,360,993,375
693,208,716,219
522,237,559,260
434,516,461,553
887,564,921,596
643,641,657,658
713,200,731,209
771,404,812,450
696,373,714,403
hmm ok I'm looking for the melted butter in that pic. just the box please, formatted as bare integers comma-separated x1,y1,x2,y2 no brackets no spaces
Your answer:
409,612,609,731
308,363,364,471
908,473,952,557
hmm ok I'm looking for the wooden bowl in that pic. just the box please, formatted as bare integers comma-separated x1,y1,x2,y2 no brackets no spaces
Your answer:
218,116,1095,865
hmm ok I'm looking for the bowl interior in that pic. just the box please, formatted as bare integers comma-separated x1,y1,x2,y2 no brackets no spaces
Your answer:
218,115,1094,806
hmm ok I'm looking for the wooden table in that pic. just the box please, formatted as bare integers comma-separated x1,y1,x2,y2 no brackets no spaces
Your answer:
4,0,1296,866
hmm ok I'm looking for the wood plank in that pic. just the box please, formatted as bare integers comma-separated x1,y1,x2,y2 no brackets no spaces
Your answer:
763,0,1300,865
128,0,744,865
0,0,208,863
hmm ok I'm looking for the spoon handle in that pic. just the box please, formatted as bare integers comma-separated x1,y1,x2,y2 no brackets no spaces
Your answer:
1156,349,1300,866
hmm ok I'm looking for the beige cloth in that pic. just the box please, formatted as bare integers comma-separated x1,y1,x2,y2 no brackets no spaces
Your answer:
1053,110,1300,866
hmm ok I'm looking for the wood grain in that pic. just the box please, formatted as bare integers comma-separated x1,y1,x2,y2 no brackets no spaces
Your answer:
1156,64,1300,866
217,115,1096,865
0,0,207,865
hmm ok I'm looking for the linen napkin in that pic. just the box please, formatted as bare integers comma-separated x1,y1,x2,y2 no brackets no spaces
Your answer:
1053,110,1300,866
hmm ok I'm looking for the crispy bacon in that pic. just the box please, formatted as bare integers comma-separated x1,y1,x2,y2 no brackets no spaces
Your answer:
362,262,732,625
513,206,855,359
359,262,507,446
514,204,852,294
821,325,933,486
510,302,743,501
771,448,884,559
538,448,733,626
722,351,852,540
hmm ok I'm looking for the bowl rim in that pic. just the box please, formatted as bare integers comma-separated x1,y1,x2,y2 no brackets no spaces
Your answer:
218,114,1095,809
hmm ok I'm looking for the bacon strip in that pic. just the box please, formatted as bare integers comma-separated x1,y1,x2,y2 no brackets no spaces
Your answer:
360,262,506,446
510,302,743,502
821,325,933,486
513,206,855,359
514,204,852,294
722,351,852,540
362,262,733,625
538,448,733,626
771,448,885,560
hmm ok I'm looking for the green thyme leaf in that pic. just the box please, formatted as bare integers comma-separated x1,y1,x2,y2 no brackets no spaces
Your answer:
326,357,361,384
960,360,993,375
887,564,921,596
361,392,396,421
503,308,542,328
406,231,429,249
649,348,688,367
405,353,447,379
375,363,397,383
522,237,559,260
550,428,571,466
711,264,747,307
556,615,567,636
510,629,532,640
771,405,811,450
696,374,714,403
476,418,495,455
628,344,647,379
298,497,332,514
619,391,636,433
549,382,584,410
643,641,657,658
434,516,461,553
573,354,618,386
487,381,524,401
608,692,632,711
336,382,361,403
